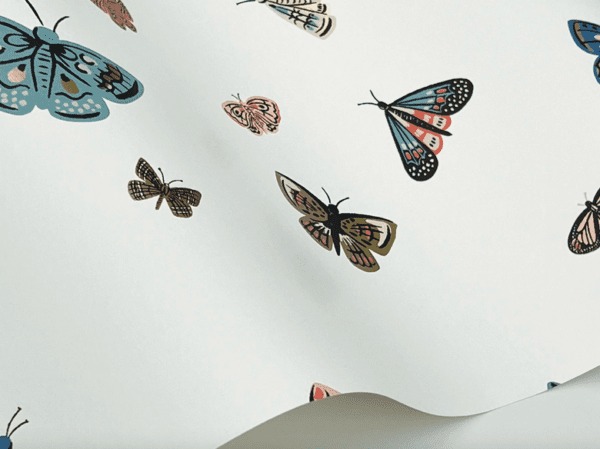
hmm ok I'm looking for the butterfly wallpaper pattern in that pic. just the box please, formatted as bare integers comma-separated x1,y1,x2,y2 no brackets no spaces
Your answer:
1,1,600,448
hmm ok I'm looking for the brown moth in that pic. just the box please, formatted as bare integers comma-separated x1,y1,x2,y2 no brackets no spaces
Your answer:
91,0,136,32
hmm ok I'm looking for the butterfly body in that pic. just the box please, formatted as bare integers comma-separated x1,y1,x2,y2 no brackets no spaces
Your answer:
276,172,397,272
568,188,600,254
128,158,201,218
568,20,600,83
360,79,473,181
0,15,143,121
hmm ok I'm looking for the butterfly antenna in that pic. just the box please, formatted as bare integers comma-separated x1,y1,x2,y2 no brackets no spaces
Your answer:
23,0,44,25
357,91,380,107
584,192,588,201
336,197,350,207
168,179,183,185
6,408,21,436
53,16,69,32
322,188,332,204
8,420,28,438
236,0,255,4
158,168,166,184
231,93,242,101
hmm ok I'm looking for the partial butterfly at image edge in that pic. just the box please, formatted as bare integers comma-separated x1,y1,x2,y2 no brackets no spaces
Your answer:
360,78,473,181
568,20,600,84
128,158,201,218
568,187,600,254
0,13,143,122
222,94,281,136
309,383,341,402
90,0,137,32
237,0,336,40
275,171,397,272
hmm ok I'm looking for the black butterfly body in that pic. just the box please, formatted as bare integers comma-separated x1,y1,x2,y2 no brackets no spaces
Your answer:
128,158,201,218
276,172,397,272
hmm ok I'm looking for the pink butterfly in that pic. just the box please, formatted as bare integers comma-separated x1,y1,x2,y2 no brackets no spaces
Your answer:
222,94,281,136
309,383,340,402
568,187,600,254
91,0,136,32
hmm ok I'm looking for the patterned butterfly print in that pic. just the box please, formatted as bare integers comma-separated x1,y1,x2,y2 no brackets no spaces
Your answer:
568,188,600,254
568,20,600,84
0,15,143,122
276,172,397,272
91,0,136,32
309,383,340,402
128,158,201,218
359,79,474,181
237,0,336,40
222,94,281,136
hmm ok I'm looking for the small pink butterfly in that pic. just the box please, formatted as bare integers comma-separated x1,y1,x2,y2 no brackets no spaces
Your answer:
309,383,341,402
91,0,136,32
222,94,281,136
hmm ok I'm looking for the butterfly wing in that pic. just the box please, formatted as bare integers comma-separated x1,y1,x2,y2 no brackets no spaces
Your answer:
339,214,397,256
47,40,143,121
340,235,379,272
568,188,600,254
0,17,38,116
262,1,336,39
568,20,600,83
165,188,201,218
246,96,281,133
300,217,332,250
91,0,137,32
309,383,340,402
134,158,162,187
128,180,160,201
275,172,329,221
222,101,264,135
392,79,473,115
386,112,439,181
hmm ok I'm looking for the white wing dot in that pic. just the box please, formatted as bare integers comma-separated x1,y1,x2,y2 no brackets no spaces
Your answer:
87,99,94,104
19,100,26,106
1,99,7,104
78,108,83,113
95,104,101,109
22,91,28,96
72,101,79,107
55,99,60,103
83,104,90,110
11,90,17,95
63,103,68,107
68,108,74,112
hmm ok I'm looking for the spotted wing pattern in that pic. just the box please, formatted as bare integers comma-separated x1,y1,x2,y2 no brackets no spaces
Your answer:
300,217,332,250
340,215,397,255
568,188,600,254
340,235,379,272
309,383,340,402
91,0,136,32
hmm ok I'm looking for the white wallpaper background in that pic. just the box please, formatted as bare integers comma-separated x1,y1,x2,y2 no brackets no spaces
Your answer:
1,0,600,447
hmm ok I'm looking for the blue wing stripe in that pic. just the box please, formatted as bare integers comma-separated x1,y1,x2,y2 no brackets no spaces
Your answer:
385,113,438,181
392,79,473,115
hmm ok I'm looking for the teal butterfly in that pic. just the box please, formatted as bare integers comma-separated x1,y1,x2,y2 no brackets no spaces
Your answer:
0,2,143,122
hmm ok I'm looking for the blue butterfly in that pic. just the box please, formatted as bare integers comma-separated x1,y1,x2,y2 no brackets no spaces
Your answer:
359,79,474,181
0,7,143,122
568,20,600,84
0,407,28,449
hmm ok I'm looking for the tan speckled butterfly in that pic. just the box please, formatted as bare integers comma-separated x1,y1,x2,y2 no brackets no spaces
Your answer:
276,172,397,272
128,158,201,218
